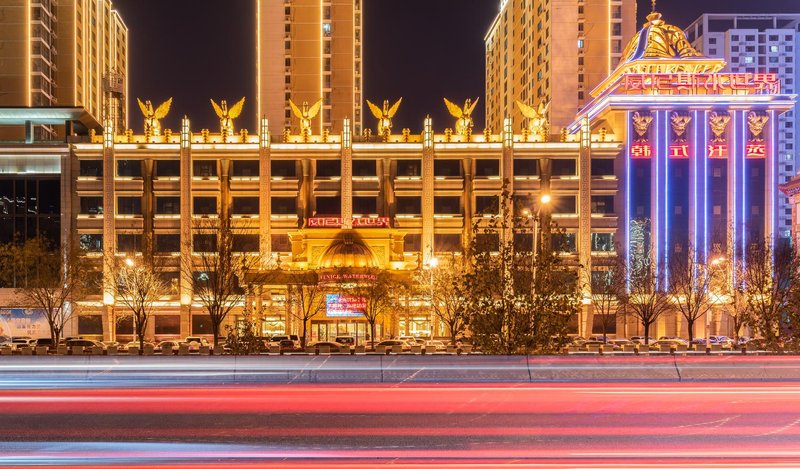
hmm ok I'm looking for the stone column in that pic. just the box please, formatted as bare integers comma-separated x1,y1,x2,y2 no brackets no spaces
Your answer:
142,159,154,256
101,119,116,342
179,118,193,338
462,158,474,247
578,117,593,338
422,117,435,263
259,118,272,260
341,118,353,229
501,117,514,247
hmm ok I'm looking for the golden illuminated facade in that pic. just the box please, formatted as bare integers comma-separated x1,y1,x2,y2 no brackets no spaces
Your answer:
0,0,128,139
258,0,363,135
485,0,636,133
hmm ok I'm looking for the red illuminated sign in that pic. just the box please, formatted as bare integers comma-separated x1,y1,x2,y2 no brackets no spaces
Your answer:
307,217,390,228
620,73,780,95
669,144,690,159
707,144,728,159
746,143,767,159
631,143,652,159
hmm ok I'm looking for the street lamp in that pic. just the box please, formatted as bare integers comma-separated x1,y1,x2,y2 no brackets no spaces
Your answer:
424,257,439,339
705,256,727,348
530,194,551,285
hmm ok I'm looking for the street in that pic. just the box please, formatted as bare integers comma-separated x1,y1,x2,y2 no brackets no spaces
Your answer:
1,382,800,467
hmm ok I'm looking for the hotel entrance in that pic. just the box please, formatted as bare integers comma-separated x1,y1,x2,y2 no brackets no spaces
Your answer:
311,320,377,345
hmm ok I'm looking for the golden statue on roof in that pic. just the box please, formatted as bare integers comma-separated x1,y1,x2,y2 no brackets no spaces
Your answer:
516,100,549,140
211,97,246,138
619,2,702,64
137,98,172,136
444,97,479,136
366,98,402,136
289,99,323,136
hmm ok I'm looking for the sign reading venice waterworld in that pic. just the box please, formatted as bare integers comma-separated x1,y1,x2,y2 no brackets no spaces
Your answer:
325,294,367,318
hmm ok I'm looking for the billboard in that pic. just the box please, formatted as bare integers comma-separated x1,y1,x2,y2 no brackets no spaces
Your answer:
326,294,366,318
0,309,49,338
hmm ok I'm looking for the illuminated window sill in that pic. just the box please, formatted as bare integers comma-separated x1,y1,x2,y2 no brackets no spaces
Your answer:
270,177,299,181
591,213,617,218
77,214,103,219
352,177,379,181
591,251,617,256
115,177,143,181
315,177,341,181
592,176,618,180
192,214,219,219
552,176,579,180
474,176,501,180
155,177,180,181
192,177,219,181
232,214,260,219
395,214,420,219
513,176,540,181
116,215,143,219
433,214,462,219
231,177,259,181
271,214,298,219
77,176,102,181
154,214,180,219
395,176,421,181
434,177,463,180
553,213,579,218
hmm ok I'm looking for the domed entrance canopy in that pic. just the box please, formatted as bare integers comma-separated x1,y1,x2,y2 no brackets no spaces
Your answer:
319,231,378,269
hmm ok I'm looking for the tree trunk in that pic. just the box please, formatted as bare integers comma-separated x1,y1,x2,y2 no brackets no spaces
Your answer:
211,319,220,348
450,321,457,347
643,322,651,345
686,317,695,344
370,321,376,350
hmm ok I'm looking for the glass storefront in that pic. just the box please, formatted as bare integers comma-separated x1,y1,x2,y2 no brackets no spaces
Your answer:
310,320,375,345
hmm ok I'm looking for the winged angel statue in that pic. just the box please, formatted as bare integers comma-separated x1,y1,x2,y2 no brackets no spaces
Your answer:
516,100,549,139
211,97,246,137
444,98,480,136
137,98,172,136
289,99,323,136
366,98,403,136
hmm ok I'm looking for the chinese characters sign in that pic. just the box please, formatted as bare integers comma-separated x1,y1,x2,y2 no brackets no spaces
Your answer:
620,73,780,95
631,143,652,159
308,217,390,228
746,143,766,159
326,294,367,318
669,144,690,159
707,144,728,159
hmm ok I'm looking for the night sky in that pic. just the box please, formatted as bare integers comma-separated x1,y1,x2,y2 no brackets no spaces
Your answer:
111,0,798,133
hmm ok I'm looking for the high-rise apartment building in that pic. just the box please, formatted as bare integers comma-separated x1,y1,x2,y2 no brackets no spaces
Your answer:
686,14,800,239
485,0,636,134
258,0,363,135
0,0,128,138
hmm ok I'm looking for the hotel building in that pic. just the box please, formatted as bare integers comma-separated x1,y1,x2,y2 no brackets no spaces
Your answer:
257,0,363,135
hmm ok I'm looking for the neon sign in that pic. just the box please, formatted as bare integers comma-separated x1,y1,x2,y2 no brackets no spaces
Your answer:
326,294,366,318
746,143,766,159
630,143,652,159
707,144,728,159
669,144,690,159
620,73,780,95
308,217,390,228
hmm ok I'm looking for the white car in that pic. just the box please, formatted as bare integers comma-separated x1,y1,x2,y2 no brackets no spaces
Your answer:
425,340,447,352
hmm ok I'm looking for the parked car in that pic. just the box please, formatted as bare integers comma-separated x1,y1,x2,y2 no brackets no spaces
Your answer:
157,340,182,354
649,338,689,350
609,339,634,349
278,339,298,352
35,338,55,348
744,338,768,350
65,339,106,350
709,336,734,349
737,336,751,346
376,339,409,351
334,336,356,346
311,341,345,353
11,338,37,350
630,336,656,345
270,335,301,348
425,340,447,352
122,340,154,351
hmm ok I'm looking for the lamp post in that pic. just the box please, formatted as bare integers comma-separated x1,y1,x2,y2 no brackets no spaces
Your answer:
705,256,726,348
424,257,438,338
525,194,551,286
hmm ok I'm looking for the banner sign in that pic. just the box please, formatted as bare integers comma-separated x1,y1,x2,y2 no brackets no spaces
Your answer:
669,144,691,159
620,73,780,95
630,143,652,159
707,144,728,159
326,294,366,318
746,143,767,159
308,217,390,228
0,309,48,339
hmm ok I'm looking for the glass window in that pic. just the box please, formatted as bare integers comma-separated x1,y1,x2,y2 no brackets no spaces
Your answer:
551,159,577,176
193,160,217,178
232,160,259,177
155,315,180,335
403,233,421,252
271,234,291,252
117,197,142,215
155,160,180,177
591,159,615,176
434,160,461,177
193,234,216,252
315,196,340,215
191,314,213,335
79,234,103,252
476,233,499,252
117,234,142,253
193,197,217,215
0,179,12,215
80,196,104,215
475,195,499,215
591,233,615,252
353,160,376,177
78,315,103,335
79,160,103,177
434,234,461,253
551,233,576,252
434,196,461,215
232,197,259,215
397,160,422,177
271,197,296,215
552,195,577,214
514,159,539,176
395,196,421,215
116,160,142,178
155,196,180,215
271,160,296,177
591,195,615,214
155,234,180,253
316,160,340,178
353,196,377,215
233,234,259,252
475,160,500,177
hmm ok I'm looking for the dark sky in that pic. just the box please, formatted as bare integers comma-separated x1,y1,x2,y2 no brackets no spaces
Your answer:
111,0,798,133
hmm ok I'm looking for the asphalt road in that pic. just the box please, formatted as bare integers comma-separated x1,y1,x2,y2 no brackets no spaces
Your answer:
2,382,800,467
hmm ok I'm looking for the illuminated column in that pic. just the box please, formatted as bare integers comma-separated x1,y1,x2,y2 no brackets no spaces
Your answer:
650,110,668,289
501,117,514,247
765,109,778,244
728,110,747,270
179,117,193,338
462,158,474,248
422,116,435,264
690,110,709,263
578,117,593,337
101,118,116,342
341,118,353,229
259,117,273,260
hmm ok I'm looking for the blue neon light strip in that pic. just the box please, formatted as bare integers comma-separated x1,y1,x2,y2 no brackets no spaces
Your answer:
731,111,738,284
625,111,632,291
663,111,670,288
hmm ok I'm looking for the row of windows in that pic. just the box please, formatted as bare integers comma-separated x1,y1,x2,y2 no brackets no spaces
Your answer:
80,158,617,179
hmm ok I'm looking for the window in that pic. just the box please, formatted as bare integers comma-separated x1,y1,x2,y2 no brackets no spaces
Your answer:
395,196,421,215
271,234,291,252
713,205,722,216
193,160,217,178
315,196,340,215
117,196,142,215
322,22,331,37
552,233,576,253
404,233,421,252
434,233,461,253
316,160,340,178
116,160,141,178
232,197,259,215
155,160,180,178
79,160,103,177
434,160,462,177
155,315,180,335
353,160,376,177
155,196,180,215
396,160,422,177
193,196,217,215
271,160,296,177
551,159,577,176
475,196,499,215
271,197,296,215
232,160,259,177
475,160,500,177
155,234,180,253
193,234,216,252
476,233,499,252
591,196,614,214
591,233,615,252
514,159,539,176
80,196,103,215
353,196,377,215
117,234,142,253
233,234,259,253
79,234,103,252
591,159,615,176
434,196,461,215
552,195,577,214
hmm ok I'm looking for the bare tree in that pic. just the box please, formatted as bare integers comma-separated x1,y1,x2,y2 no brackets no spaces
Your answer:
743,240,798,347
627,255,671,345
421,256,469,346
287,277,328,348
348,268,400,348
185,215,271,347
590,254,627,342
670,246,714,344
0,237,89,346
108,255,169,354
